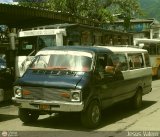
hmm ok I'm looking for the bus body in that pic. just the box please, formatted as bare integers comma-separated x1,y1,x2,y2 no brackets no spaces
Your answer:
12,46,152,128
134,38,160,78
15,23,133,78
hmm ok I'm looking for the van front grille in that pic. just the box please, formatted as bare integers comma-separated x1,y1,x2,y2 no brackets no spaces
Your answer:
22,86,71,102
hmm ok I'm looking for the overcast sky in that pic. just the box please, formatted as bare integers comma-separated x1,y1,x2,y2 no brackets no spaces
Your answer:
0,0,13,3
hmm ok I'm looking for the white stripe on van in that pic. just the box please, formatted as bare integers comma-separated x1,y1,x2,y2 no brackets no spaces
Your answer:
122,67,152,80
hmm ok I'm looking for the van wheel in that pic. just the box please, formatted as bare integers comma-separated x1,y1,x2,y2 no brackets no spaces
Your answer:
18,108,39,123
131,89,142,109
81,101,101,128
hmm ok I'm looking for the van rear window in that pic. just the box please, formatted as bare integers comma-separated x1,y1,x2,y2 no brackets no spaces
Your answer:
128,53,144,69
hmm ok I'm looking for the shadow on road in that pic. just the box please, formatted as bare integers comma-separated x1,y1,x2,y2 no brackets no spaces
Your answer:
22,100,156,131
23,112,90,131
0,114,18,122
0,101,18,122
99,100,156,128
0,100,13,108
152,76,159,81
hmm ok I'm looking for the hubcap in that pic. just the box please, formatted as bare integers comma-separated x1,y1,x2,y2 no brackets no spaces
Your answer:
91,105,100,123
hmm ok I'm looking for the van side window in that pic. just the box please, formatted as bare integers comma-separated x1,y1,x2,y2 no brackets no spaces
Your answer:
128,53,144,69
144,53,150,67
96,54,108,72
111,54,128,71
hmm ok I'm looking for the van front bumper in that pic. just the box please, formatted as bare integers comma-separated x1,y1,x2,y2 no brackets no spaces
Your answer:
12,97,84,112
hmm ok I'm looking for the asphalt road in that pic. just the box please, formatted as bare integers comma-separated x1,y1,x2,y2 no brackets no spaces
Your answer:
0,79,160,137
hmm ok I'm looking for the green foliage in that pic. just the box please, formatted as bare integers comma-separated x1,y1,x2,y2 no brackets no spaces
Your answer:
18,0,141,25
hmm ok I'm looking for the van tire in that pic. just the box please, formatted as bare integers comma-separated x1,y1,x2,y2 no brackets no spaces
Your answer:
81,101,101,128
18,108,39,123
131,89,142,109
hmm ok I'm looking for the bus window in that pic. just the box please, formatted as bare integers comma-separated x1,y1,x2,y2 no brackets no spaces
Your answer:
18,36,56,56
38,35,56,50
18,37,37,56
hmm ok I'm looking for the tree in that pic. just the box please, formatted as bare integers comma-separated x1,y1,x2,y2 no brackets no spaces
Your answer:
99,0,143,30
17,0,142,26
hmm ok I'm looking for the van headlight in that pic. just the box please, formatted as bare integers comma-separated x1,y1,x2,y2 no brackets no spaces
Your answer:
71,90,81,102
14,86,22,98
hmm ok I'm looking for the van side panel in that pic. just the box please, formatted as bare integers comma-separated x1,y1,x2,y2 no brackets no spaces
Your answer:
102,70,150,104
122,66,151,89
100,52,152,109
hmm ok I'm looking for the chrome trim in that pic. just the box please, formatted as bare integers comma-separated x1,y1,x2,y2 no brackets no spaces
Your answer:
12,97,84,112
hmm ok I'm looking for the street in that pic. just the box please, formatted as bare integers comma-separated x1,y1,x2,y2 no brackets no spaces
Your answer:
0,79,160,137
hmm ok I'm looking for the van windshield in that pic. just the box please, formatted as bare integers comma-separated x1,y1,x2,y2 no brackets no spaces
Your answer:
29,51,93,72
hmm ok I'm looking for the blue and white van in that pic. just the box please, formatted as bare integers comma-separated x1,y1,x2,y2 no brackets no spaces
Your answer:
12,46,152,128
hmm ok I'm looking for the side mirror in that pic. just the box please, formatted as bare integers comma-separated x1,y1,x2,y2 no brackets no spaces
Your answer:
105,66,115,74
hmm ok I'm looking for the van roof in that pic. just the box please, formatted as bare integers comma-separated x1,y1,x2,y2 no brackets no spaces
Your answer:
38,46,113,54
95,46,147,53
37,46,147,55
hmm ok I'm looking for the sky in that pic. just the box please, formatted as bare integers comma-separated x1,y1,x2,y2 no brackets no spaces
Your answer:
0,0,19,4
0,0,13,3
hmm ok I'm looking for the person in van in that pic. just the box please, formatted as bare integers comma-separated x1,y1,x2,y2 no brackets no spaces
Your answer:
111,56,124,80
12,46,152,129
104,55,124,80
